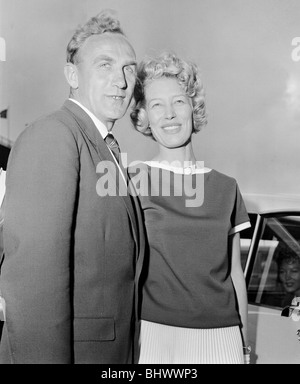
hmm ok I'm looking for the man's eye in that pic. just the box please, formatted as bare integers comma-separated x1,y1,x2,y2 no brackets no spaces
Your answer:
175,99,185,104
99,63,111,69
125,65,136,74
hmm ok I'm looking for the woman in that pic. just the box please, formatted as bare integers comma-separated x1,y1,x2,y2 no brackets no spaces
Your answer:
129,52,251,364
277,243,300,307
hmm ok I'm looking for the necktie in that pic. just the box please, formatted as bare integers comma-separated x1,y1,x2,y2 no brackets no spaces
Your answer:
105,133,121,163
105,133,128,188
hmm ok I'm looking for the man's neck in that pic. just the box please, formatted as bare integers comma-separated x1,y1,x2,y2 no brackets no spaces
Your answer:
68,98,113,138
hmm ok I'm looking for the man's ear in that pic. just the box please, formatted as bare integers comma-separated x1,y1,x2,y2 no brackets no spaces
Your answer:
64,63,79,89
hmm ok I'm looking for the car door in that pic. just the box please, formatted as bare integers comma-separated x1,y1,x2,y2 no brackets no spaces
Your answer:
242,212,300,364
0,168,5,337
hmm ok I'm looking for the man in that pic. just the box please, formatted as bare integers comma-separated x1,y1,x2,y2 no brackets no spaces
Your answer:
0,11,144,364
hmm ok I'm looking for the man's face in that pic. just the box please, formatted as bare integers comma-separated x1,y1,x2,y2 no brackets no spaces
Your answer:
74,33,137,129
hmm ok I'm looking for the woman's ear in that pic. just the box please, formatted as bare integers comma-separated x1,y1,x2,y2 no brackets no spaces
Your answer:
64,63,79,89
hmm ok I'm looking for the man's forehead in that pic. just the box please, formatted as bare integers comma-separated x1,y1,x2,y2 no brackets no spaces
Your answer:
80,33,136,60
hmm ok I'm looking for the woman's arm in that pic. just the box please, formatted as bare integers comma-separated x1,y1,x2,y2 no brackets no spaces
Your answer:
229,232,249,359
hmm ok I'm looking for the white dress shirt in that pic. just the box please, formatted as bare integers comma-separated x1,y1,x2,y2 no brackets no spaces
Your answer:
69,98,126,185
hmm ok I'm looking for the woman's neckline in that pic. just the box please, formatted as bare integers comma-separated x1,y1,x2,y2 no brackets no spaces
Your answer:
143,160,212,175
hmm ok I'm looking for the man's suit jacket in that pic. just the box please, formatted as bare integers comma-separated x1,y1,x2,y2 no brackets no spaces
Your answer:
0,100,144,364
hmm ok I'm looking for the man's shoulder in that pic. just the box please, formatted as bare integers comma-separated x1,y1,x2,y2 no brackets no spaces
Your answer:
33,101,77,129
17,102,79,143
7,103,82,170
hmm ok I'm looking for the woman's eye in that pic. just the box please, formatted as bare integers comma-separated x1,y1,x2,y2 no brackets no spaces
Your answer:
151,103,161,108
174,99,185,105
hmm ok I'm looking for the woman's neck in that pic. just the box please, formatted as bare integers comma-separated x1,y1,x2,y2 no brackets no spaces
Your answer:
152,143,197,168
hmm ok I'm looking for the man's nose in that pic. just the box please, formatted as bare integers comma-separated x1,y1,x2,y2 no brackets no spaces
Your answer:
113,69,126,89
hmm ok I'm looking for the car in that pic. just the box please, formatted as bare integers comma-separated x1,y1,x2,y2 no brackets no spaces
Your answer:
0,169,5,337
0,168,5,266
241,193,300,364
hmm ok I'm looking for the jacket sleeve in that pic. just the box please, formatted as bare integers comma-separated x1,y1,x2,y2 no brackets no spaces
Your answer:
0,117,79,363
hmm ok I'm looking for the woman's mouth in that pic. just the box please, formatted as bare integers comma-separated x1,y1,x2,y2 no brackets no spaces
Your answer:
284,282,296,289
162,124,181,133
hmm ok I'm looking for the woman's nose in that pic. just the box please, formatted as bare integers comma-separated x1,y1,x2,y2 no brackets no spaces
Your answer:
165,105,176,119
285,271,292,280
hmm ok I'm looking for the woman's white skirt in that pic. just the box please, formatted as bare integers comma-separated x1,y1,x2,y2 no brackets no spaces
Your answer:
139,320,244,364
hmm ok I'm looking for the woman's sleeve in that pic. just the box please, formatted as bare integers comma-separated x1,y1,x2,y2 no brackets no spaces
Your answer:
229,182,251,236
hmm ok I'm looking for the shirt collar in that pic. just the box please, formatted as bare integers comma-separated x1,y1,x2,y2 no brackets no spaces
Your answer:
69,98,109,139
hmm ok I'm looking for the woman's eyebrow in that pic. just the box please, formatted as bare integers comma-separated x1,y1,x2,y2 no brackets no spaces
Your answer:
148,97,162,104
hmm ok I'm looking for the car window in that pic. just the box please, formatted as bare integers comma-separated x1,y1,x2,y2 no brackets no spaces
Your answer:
240,213,257,270
247,214,300,309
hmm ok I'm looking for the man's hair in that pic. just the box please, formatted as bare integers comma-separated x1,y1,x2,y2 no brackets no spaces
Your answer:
66,10,125,64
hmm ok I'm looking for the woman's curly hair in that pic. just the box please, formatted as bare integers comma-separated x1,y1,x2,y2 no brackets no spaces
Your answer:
130,52,208,138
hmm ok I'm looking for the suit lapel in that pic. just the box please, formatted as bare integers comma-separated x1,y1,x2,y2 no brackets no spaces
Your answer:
61,100,139,248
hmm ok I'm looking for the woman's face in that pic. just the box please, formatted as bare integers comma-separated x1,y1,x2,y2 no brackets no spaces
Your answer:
279,260,300,296
145,77,193,149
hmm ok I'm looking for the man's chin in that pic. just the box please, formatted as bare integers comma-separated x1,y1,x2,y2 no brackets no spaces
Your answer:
108,111,128,122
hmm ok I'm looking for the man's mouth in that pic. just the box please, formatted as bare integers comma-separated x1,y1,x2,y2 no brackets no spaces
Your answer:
111,96,125,100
